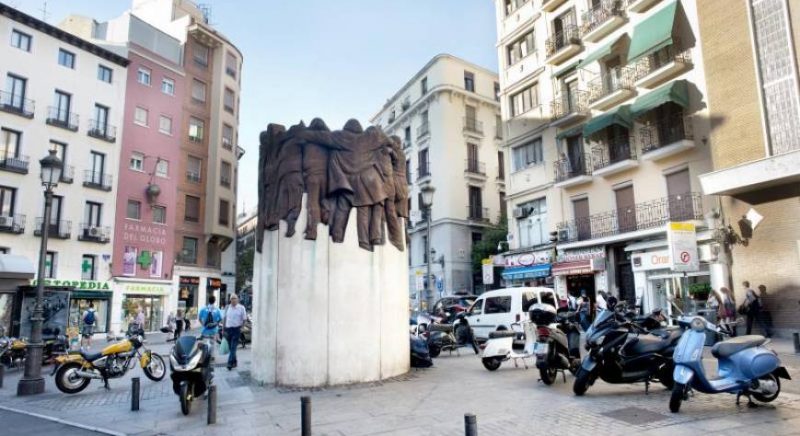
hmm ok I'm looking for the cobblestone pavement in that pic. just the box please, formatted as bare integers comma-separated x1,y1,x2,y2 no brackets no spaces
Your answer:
1,334,800,435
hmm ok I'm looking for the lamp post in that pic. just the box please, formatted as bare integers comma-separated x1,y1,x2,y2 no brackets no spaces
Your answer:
18,149,62,396
420,185,435,311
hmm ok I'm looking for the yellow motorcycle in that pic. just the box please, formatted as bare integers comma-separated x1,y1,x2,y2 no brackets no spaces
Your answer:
52,334,165,393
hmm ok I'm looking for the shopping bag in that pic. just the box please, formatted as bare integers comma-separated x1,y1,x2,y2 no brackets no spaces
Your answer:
219,337,230,355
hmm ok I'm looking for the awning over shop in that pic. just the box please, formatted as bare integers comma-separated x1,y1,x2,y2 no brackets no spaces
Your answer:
551,260,593,276
554,60,579,77
583,105,632,137
577,34,629,69
502,264,551,280
628,0,679,63
556,125,584,139
630,79,689,118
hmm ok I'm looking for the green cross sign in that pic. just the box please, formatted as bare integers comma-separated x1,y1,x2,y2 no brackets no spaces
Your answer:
81,259,92,273
137,250,152,269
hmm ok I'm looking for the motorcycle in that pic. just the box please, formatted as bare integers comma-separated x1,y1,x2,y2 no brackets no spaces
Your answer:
170,335,213,415
52,333,166,393
0,328,67,368
529,304,581,384
573,306,682,396
669,315,791,413
481,321,536,371
410,334,433,368
422,313,479,358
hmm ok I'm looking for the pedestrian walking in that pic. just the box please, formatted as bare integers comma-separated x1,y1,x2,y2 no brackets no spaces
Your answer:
223,294,247,370
166,312,177,342
81,303,97,349
199,295,222,361
716,287,737,337
578,295,591,331
173,309,184,341
134,307,146,338
743,281,772,337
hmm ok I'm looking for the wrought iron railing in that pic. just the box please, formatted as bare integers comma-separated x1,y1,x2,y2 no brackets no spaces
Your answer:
0,90,35,118
417,121,430,139
221,175,232,187
467,206,490,222
60,165,74,183
587,66,636,104
640,115,693,154
83,170,113,191
187,171,201,183
88,119,117,142
581,0,626,35
34,218,72,239
463,117,483,134
545,25,582,58
591,135,636,170
465,159,486,175
0,155,30,174
46,106,79,131
557,193,704,242
550,90,589,121
175,251,198,265
78,223,111,243
631,44,692,81
0,214,25,234
554,154,591,182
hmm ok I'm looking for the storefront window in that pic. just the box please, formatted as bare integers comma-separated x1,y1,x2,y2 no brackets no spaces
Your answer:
68,297,109,333
179,276,199,318
121,295,163,332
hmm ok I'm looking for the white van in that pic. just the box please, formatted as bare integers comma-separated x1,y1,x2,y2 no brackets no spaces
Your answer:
458,287,557,341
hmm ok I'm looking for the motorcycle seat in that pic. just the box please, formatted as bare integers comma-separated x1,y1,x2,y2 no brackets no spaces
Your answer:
80,350,102,362
488,331,517,339
625,333,674,355
711,335,766,358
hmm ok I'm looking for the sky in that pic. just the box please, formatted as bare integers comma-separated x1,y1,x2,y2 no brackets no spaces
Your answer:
12,0,500,214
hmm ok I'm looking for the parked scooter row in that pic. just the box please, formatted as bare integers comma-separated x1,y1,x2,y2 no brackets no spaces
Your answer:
0,326,68,369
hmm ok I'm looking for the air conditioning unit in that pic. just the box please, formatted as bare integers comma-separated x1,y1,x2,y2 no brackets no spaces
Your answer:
512,207,528,219
0,216,13,227
89,226,103,238
558,228,570,242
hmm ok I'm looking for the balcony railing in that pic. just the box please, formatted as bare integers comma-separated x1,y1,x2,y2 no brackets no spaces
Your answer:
463,117,483,135
632,44,692,82
550,90,589,121
591,135,636,170
467,206,490,222
46,106,79,131
402,139,412,150
221,175,232,187
0,155,30,174
417,163,431,180
545,25,582,58
88,119,117,143
187,171,201,183
77,223,111,243
557,193,704,242
587,67,635,104
34,218,72,239
464,159,486,176
60,165,74,183
639,115,693,154
554,154,591,182
0,91,35,118
175,252,197,265
581,0,626,35
83,170,113,191
222,139,233,150
417,122,430,139
0,214,25,234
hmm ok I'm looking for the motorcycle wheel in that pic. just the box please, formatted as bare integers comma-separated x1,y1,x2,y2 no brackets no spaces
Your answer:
573,367,595,396
752,373,781,403
454,324,470,345
55,362,91,394
180,383,192,415
540,367,558,385
143,353,166,381
568,359,580,376
670,383,687,413
482,357,503,371
658,363,675,390
428,344,441,358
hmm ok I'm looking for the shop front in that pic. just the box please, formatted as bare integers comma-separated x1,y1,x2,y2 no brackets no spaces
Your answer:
117,281,171,333
33,278,113,335
499,249,553,287
552,246,607,306
630,246,711,317
178,276,200,319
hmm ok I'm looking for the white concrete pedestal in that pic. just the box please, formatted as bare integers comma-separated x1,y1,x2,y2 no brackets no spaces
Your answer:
251,195,410,387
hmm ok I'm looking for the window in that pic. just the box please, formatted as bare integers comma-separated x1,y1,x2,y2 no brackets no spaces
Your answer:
468,186,483,219
182,237,198,263
220,161,232,187
193,43,209,66
134,107,148,126
58,49,75,68
418,148,429,177
494,82,501,102
159,115,172,134
469,299,484,315
187,156,202,182
222,124,234,149
90,152,105,181
224,88,235,113
155,159,169,178
510,83,538,116
5,74,27,110
421,77,428,95
464,71,475,92
185,195,200,222
81,255,96,280
152,205,166,224
225,51,237,78
53,90,72,122
485,296,512,314
137,67,151,85
507,29,535,65
126,200,141,220
404,126,411,144
0,186,16,216
189,117,204,142
129,152,144,171
44,251,56,278
93,104,110,133
50,141,67,166
405,159,411,184
97,65,112,83
191,79,207,102
512,138,543,171
498,151,505,180
499,191,507,219
1,128,21,160
517,197,547,247
504,0,527,15
161,77,175,95
10,29,31,51
219,199,230,226
84,201,101,226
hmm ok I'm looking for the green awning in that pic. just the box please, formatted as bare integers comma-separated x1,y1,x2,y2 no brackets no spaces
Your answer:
628,0,679,63
556,125,584,139
583,105,632,137
577,34,629,68
630,79,690,118
554,61,579,77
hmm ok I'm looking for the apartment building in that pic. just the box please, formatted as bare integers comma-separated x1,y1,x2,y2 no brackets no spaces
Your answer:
696,0,800,331
493,0,722,316
0,4,128,335
371,54,505,303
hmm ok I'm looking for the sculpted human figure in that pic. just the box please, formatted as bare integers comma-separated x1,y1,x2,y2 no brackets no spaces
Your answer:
302,118,331,240
258,123,286,251
275,121,306,237
382,135,408,251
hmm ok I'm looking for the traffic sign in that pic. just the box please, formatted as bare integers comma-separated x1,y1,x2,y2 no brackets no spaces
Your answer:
667,222,699,272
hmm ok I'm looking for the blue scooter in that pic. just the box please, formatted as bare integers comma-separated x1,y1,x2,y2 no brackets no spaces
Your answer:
670,316,791,413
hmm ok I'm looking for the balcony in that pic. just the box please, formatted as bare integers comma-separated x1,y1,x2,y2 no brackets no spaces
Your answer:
628,0,660,12
467,206,490,223
464,159,487,181
222,139,233,151
187,171,201,183
83,170,113,191
221,175,232,188
542,0,568,12
556,193,704,242
554,155,593,188
639,115,694,161
550,91,589,127
588,67,636,110
545,25,583,65
34,219,71,239
591,135,638,177
632,45,693,89
416,164,431,182
463,117,483,136
581,0,627,43
175,252,198,265
46,106,79,131
402,139,412,150
0,155,29,174
0,91,35,118
77,223,111,243
0,214,25,234
60,165,74,184
88,119,117,143
417,122,430,140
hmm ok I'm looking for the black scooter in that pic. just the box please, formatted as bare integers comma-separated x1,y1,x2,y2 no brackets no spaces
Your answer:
169,336,213,415
530,304,581,385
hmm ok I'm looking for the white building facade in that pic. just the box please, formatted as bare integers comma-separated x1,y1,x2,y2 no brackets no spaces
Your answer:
371,54,505,303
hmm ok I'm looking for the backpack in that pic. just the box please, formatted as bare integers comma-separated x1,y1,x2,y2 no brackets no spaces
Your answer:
204,307,218,329
83,310,95,325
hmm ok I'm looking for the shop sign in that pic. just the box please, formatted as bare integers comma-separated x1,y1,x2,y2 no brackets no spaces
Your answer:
667,222,699,272
123,284,170,295
482,258,494,285
632,249,671,271
557,246,605,263
414,270,424,292
31,278,111,290
122,222,168,246
180,276,200,285
503,250,552,267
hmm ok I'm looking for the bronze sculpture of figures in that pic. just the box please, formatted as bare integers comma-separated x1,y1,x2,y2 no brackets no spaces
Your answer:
256,118,408,252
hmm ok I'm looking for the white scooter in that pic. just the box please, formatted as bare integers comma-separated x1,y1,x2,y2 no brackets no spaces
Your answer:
481,321,537,371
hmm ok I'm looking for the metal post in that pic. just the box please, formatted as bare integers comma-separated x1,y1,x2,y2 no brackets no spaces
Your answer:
207,384,217,425
301,396,311,436
0,364,4,389
425,206,433,310
464,413,477,436
793,332,800,354
17,189,52,396
131,377,140,411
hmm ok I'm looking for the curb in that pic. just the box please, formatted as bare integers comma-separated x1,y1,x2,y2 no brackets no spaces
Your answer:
0,404,125,436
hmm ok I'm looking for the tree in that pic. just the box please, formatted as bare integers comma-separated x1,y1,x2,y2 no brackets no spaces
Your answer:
471,220,508,292
236,246,254,291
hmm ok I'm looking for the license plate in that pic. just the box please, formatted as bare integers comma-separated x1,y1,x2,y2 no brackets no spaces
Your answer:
534,342,548,356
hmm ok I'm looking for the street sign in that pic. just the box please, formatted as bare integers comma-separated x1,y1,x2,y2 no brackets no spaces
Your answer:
436,277,443,292
415,270,425,291
482,258,494,285
667,222,699,272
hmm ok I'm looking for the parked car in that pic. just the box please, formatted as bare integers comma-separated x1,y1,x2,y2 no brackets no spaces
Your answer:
455,287,557,341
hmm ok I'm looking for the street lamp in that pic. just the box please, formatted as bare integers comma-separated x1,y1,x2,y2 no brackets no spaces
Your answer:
18,150,62,396
420,185,435,310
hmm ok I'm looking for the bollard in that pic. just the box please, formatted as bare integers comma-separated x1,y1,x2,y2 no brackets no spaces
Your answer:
131,377,140,411
207,385,217,425
464,413,477,436
0,364,4,389
301,396,311,436
794,332,800,354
